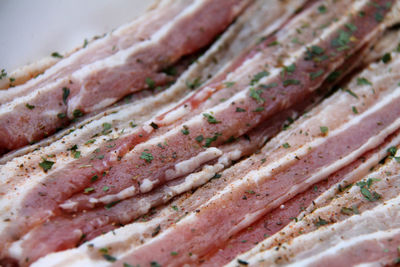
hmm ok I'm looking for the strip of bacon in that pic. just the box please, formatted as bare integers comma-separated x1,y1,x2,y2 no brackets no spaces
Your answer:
0,0,250,153
29,17,400,267
201,130,400,266
233,149,400,266
199,27,400,265
112,46,400,267
7,0,395,257
235,195,400,266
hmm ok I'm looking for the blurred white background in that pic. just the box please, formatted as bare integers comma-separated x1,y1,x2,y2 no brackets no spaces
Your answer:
0,0,154,71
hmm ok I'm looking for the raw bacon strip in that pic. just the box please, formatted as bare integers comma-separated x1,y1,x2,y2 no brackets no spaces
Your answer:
112,47,400,266
234,149,400,265
33,27,400,267
10,82,331,264
237,196,400,267
0,0,250,152
0,0,303,164
200,130,400,266
31,48,399,264
0,0,192,100
7,112,288,265
199,29,400,265
62,0,385,213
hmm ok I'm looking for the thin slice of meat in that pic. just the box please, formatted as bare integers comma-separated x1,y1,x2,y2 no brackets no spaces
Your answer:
60,0,385,214
0,0,310,265
30,17,400,267
200,129,400,266
1,0,318,248
235,195,400,267
0,0,251,153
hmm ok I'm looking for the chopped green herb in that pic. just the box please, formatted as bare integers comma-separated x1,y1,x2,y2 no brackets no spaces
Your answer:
51,52,63,58
314,216,328,227
203,113,220,124
25,103,35,110
171,205,179,211
357,77,372,86
305,45,325,60
331,30,351,51
103,254,116,262
0,69,7,79
260,82,278,89
320,126,329,134
103,185,110,192
342,88,359,99
327,71,342,82
85,139,96,145
83,39,88,48
195,135,204,142
62,87,70,104
73,151,81,159
84,187,94,193
145,77,155,89
345,23,357,32
123,263,134,267
204,133,220,147
236,107,246,112
105,200,120,209
130,122,137,128
267,40,279,47
382,53,392,63
181,125,190,135
39,158,55,172
249,87,265,103
140,152,153,163
57,113,66,119
283,63,296,75
171,251,178,256
310,69,324,80
73,109,84,118
352,106,358,114
374,12,383,22
162,66,177,76
253,106,264,112
102,122,112,135
282,142,290,148
318,5,327,13
91,175,98,182
356,179,381,202
283,79,300,86
186,77,201,89
251,71,269,85
224,81,235,88
387,146,397,157
150,261,161,267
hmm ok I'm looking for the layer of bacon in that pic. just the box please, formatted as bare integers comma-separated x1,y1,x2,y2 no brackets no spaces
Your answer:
0,0,250,153
1,0,400,266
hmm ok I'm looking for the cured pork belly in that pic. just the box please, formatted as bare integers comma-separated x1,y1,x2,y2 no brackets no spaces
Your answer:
25,3,400,266
0,0,309,265
0,0,250,153
233,147,400,266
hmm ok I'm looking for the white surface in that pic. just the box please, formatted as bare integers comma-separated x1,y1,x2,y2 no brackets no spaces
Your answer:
0,0,155,71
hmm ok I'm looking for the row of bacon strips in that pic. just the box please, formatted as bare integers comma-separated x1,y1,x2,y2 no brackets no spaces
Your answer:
1,0,400,266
